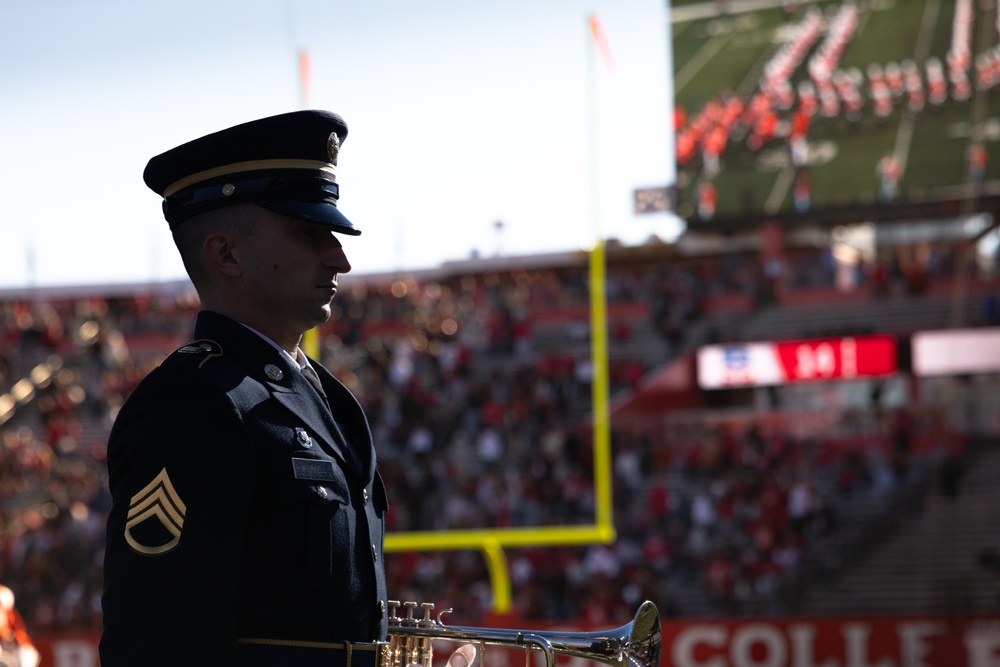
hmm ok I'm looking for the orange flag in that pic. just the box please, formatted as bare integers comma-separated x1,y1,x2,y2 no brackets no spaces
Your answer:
588,14,615,69
298,49,311,108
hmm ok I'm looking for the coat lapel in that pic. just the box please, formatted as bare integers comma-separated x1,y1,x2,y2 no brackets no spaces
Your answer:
311,361,375,480
268,370,369,479
192,311,370,480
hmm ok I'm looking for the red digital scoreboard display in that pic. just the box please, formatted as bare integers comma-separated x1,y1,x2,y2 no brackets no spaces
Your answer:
698,335,898,389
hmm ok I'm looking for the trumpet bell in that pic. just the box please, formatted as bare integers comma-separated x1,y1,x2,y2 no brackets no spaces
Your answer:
625,601,662,667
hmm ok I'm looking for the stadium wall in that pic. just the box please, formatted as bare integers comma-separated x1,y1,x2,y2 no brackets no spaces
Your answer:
31,613,1000,667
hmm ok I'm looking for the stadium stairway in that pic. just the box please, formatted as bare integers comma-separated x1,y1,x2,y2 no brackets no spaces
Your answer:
796,440,1000,615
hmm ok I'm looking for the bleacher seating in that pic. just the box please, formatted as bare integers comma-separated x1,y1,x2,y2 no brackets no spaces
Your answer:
801,441,1000,614
0,234,997,632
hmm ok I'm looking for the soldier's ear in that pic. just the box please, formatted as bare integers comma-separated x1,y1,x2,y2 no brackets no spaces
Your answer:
204,232,242,278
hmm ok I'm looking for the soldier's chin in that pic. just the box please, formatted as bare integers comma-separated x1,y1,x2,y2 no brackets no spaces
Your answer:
317,303,334,324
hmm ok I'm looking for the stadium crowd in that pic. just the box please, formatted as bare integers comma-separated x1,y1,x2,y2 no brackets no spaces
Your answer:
0,237,992,634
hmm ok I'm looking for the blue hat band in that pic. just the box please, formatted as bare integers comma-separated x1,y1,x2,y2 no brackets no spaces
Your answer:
163,173,340,223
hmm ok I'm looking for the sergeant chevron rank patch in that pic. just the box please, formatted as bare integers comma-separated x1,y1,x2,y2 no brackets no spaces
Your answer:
124,467,187,555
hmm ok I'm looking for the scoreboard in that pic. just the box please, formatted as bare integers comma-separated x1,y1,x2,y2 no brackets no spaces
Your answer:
697,335,898,389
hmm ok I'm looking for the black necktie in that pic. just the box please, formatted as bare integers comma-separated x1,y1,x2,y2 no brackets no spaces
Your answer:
301,363,330,409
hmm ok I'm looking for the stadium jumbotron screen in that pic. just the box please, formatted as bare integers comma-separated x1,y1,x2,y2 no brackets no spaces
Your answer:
671,0,1000,225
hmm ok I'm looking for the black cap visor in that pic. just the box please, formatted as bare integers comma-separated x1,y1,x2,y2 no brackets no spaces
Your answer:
255,198,360,236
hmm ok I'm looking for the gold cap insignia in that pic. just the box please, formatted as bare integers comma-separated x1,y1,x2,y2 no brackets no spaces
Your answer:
124,467,187,556
327,132,340,163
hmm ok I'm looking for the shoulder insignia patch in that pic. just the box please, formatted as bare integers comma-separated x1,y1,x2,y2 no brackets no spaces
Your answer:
175,338,223,368
124,467,187,556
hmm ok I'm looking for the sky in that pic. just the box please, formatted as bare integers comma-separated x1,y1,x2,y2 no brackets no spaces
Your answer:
0,0,679,289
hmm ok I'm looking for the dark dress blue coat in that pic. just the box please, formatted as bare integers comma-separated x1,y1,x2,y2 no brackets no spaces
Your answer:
101,310,389,665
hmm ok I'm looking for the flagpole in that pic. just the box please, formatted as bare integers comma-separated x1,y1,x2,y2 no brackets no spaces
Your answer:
298,50,311,109
296,40,323,360
587,16,601,235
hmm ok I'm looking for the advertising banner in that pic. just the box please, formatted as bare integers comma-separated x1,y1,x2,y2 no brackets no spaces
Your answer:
34,615,1000,667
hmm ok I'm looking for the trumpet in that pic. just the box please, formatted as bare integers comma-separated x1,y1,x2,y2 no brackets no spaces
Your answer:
384,600,661,667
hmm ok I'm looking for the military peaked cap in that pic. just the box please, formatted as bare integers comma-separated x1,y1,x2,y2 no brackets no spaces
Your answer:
143,110,360,235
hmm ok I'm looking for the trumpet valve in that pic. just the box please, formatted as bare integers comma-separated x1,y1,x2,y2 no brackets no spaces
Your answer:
419,602,435,624
388,600,401,622
400,601,425,667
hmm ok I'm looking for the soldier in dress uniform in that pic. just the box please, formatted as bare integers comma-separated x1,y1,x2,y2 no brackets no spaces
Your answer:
100,110,390,666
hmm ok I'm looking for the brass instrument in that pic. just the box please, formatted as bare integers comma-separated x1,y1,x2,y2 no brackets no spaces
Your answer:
384,600,661,667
